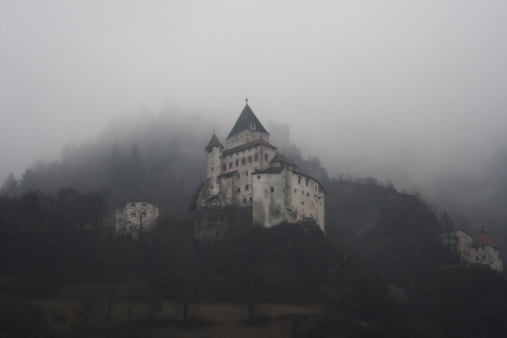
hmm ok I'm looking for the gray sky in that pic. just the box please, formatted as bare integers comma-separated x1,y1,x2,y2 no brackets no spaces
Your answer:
1,1,507,230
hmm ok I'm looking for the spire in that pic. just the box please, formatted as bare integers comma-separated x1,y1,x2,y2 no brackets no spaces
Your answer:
205,132,223,150
227,102,269,139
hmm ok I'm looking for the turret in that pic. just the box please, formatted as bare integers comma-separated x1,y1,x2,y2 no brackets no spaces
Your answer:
205,133,223,196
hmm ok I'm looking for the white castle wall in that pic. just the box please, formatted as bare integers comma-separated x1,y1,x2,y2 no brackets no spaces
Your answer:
469,245,503,273
115,202,159,237
288,173,325,231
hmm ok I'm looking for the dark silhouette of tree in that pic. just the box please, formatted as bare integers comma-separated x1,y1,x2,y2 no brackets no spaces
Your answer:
0,172,18,197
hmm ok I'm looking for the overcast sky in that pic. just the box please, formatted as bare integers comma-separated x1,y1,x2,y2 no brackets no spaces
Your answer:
1,1,507,224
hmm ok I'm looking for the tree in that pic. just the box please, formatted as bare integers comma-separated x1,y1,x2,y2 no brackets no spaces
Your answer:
439,210,454,250
0,172,18,197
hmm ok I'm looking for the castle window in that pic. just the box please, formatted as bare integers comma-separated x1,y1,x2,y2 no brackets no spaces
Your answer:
257,175,261,179
265,154,268,161
294,189,297,193
302,191,304,195
223,165,226,171
254,154,259,161
245,171,249,176
237,188,240,193
245,184,249,191
307,193,310,196
229,162,233,169
270,187,274,193
298,176,301,184
243,198,247,203
306,179,309,186
248,156,252,163
250,123,256,130
237,173,240,179
242,158,246,165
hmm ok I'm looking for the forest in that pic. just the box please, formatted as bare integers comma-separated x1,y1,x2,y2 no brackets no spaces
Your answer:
1,114,507,337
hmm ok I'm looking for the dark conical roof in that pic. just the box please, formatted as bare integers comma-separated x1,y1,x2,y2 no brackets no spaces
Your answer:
205,133,223,149
227,103,268,139
470,230,498,248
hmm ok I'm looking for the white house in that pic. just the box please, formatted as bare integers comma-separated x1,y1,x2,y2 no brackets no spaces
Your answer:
440,229,503,273
115,191,159,238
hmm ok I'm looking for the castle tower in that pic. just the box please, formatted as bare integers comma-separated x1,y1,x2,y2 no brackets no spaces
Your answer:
205,133,223,196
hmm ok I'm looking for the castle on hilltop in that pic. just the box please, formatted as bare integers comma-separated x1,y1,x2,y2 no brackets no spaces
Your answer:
194,100,325,241
440,229,503,273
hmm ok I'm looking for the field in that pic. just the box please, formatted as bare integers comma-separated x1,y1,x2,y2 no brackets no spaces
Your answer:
1,282,325,337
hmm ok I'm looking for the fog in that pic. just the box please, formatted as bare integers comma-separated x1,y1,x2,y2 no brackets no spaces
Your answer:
1,1,507,239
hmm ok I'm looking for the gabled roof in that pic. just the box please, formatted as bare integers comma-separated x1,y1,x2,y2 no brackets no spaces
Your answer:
470,230,498,249
205,133,223,149
270,152,297,167
227,103,269,139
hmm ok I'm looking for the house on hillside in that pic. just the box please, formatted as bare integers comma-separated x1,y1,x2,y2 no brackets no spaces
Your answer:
439,229,503,273
194,100,325,242
115,191,160,238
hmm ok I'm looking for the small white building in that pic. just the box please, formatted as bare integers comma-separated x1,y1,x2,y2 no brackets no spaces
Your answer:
469,230,503,273
439,229,503,273
115,191,159,238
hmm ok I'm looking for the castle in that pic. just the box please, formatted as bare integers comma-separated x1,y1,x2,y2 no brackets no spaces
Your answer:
194,100,325,241
440,229,503,273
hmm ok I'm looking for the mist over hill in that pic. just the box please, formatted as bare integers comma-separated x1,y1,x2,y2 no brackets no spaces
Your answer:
1,107,506,254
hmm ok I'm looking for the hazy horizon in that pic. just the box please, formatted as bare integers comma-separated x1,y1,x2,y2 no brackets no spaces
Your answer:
2,1,506,240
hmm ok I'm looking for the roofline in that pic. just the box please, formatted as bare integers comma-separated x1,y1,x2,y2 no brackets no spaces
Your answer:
254,168,326,194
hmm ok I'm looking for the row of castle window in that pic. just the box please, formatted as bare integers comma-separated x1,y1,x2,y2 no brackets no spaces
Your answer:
297,176,322,193
224,153,267,171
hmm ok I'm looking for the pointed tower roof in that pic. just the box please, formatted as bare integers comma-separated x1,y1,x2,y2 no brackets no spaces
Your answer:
205,133,223,150
470,230,498,248
227,102,268,139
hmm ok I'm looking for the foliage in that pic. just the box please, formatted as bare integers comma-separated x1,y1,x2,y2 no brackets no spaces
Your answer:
1,176,507,337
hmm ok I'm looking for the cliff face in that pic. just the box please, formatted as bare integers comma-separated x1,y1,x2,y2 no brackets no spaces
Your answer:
324,179,449,286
